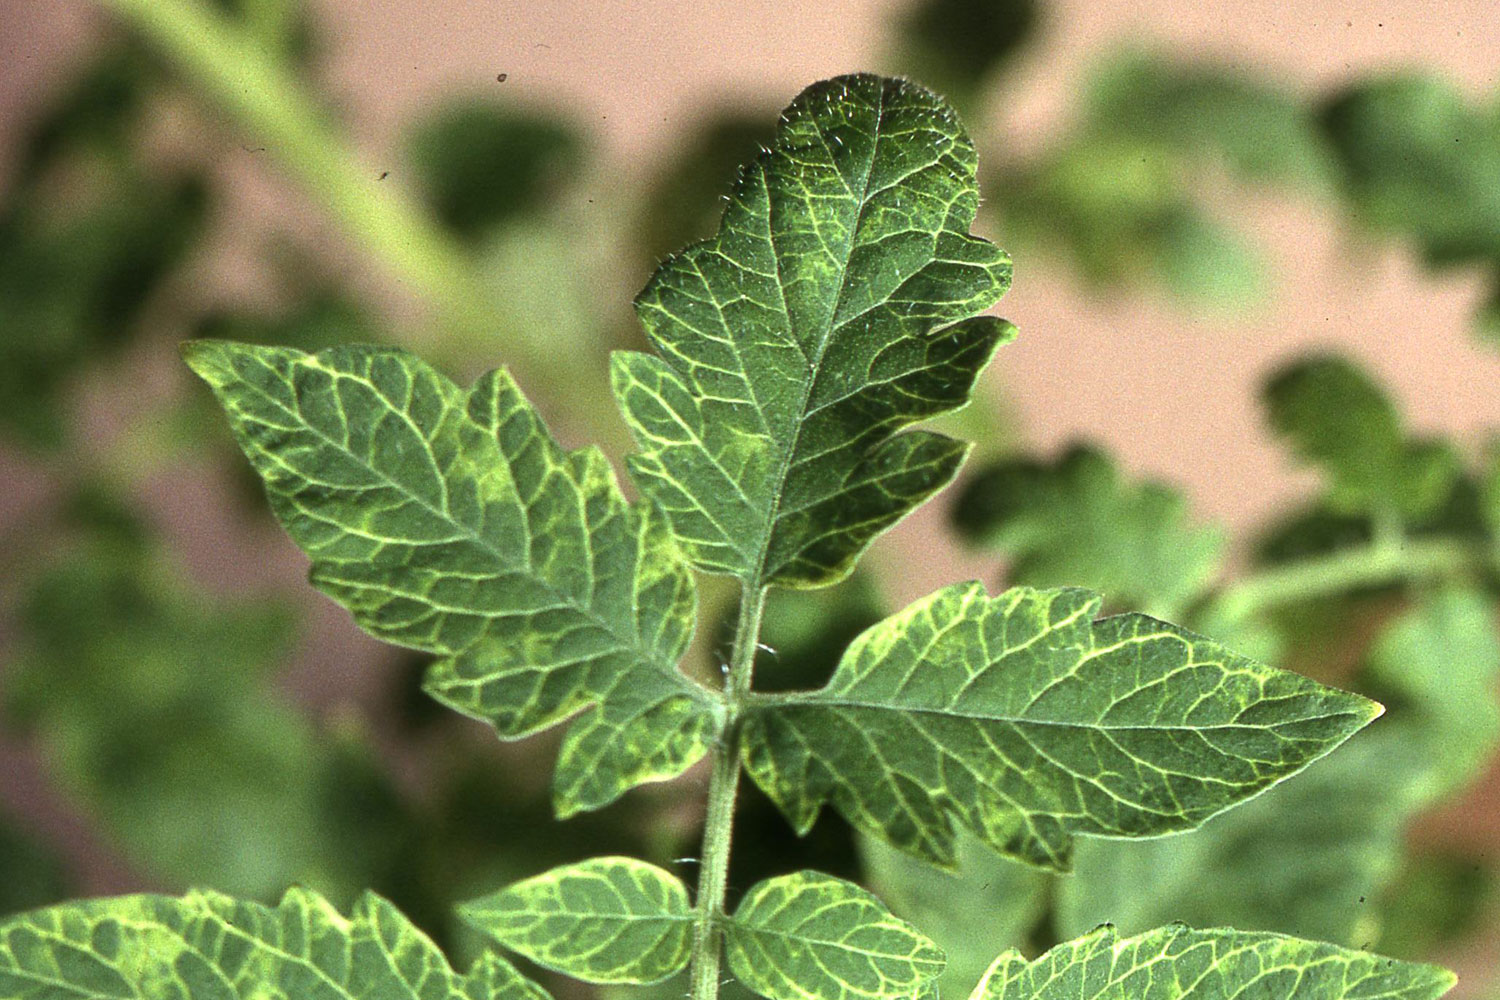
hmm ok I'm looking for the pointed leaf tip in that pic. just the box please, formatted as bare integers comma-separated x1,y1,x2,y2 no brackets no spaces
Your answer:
744,583,1381,870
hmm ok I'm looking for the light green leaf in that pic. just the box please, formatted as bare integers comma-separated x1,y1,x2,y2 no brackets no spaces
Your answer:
0,888,548,1000
860,831,1046,998
969,924,1454,1000
1263,356,1460,519
459,856,693,984
725,871,945,1000
1366,586,1500,796
1057,588,1500,945
1055,731,1427,945
184,341,717,815
742,584,1380,870
613,73,1014,589
952,445,1224,617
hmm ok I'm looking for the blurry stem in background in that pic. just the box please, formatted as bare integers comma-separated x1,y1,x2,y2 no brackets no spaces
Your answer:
1198,535,1492,628
94,0,493,342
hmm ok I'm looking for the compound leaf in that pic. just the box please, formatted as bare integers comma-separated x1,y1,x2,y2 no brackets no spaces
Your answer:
725,871,945,1000
1264,356,1460,520
614,73,1014,590
459,857,693,984
970,924,1453,1000
184,341,717,816
0,888,548,1000
952,445,1224,616
742,584,1379,870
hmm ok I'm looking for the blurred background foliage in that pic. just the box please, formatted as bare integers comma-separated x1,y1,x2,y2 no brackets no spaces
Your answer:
0,0,1497,996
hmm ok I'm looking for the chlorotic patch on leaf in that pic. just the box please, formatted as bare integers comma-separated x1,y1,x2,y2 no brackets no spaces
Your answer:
614,73,1015,590
742,584,1380,870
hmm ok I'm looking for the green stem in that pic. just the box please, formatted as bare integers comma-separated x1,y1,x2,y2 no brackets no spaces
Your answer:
689,582,767,1000
94,0,490,338
1199,535,1486,627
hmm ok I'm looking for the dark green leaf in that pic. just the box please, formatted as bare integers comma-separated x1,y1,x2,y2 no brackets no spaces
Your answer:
614,73,1014,589
725,871,945,1000
891,0,1039,107
460,857,692,984
407,101,584,241
0,889,549,1000
742,584,1379,870
183,341,718,816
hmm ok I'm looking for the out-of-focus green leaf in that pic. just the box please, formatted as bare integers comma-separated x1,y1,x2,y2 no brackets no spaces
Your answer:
0,888,550,1000
615,74,1013,589
460,857,693,985
971,924,1454,1000
1322,75,1500,268
1375,852,1494,959
1364,588,1500,797
1264,356,1460,520
635,112,776,266
0,810,70,918
407,100,584,241
860,832,1045,998
742,583,1379,870
1057,588,1500,946
891,0,1039,107
185,341,718,816
1084,52,1331,187
724,871,945,1000
4,536,403,901
992,141,1264,308
952,445,1224,616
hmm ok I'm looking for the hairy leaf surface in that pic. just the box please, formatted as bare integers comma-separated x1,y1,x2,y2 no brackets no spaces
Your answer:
460,857,693,984
724,871,945,1000
970,924,1453,1000
953,445,1223,616
614,73,1014,589
0,888,548,1000
742,584,1379,870
185,341,716,815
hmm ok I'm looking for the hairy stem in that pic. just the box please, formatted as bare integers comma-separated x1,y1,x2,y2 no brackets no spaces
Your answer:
94,0,489,338
1199,535,1488,627
689,583,767,1000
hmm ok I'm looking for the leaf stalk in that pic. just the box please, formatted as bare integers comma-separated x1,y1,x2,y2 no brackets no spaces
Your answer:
689,582,767,1000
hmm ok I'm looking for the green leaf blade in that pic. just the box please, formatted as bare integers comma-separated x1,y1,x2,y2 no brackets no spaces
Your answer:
743,584,1380,870
184,341,717,815
969,925,1454,1000
615,73,1014,589
725,871,945,1000
0,889,549,1000
460,857,693,985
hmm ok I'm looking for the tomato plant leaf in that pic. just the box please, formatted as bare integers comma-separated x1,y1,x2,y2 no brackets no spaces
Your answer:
952,445,1224,616
1264,356,1460,519
183,341,717,816
724,871,945,1000
1056,587,1500,944
742,584,1380,870
460,857,693,984
0,888,549,1000
970,924,1454,1000
613,72,1014,589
